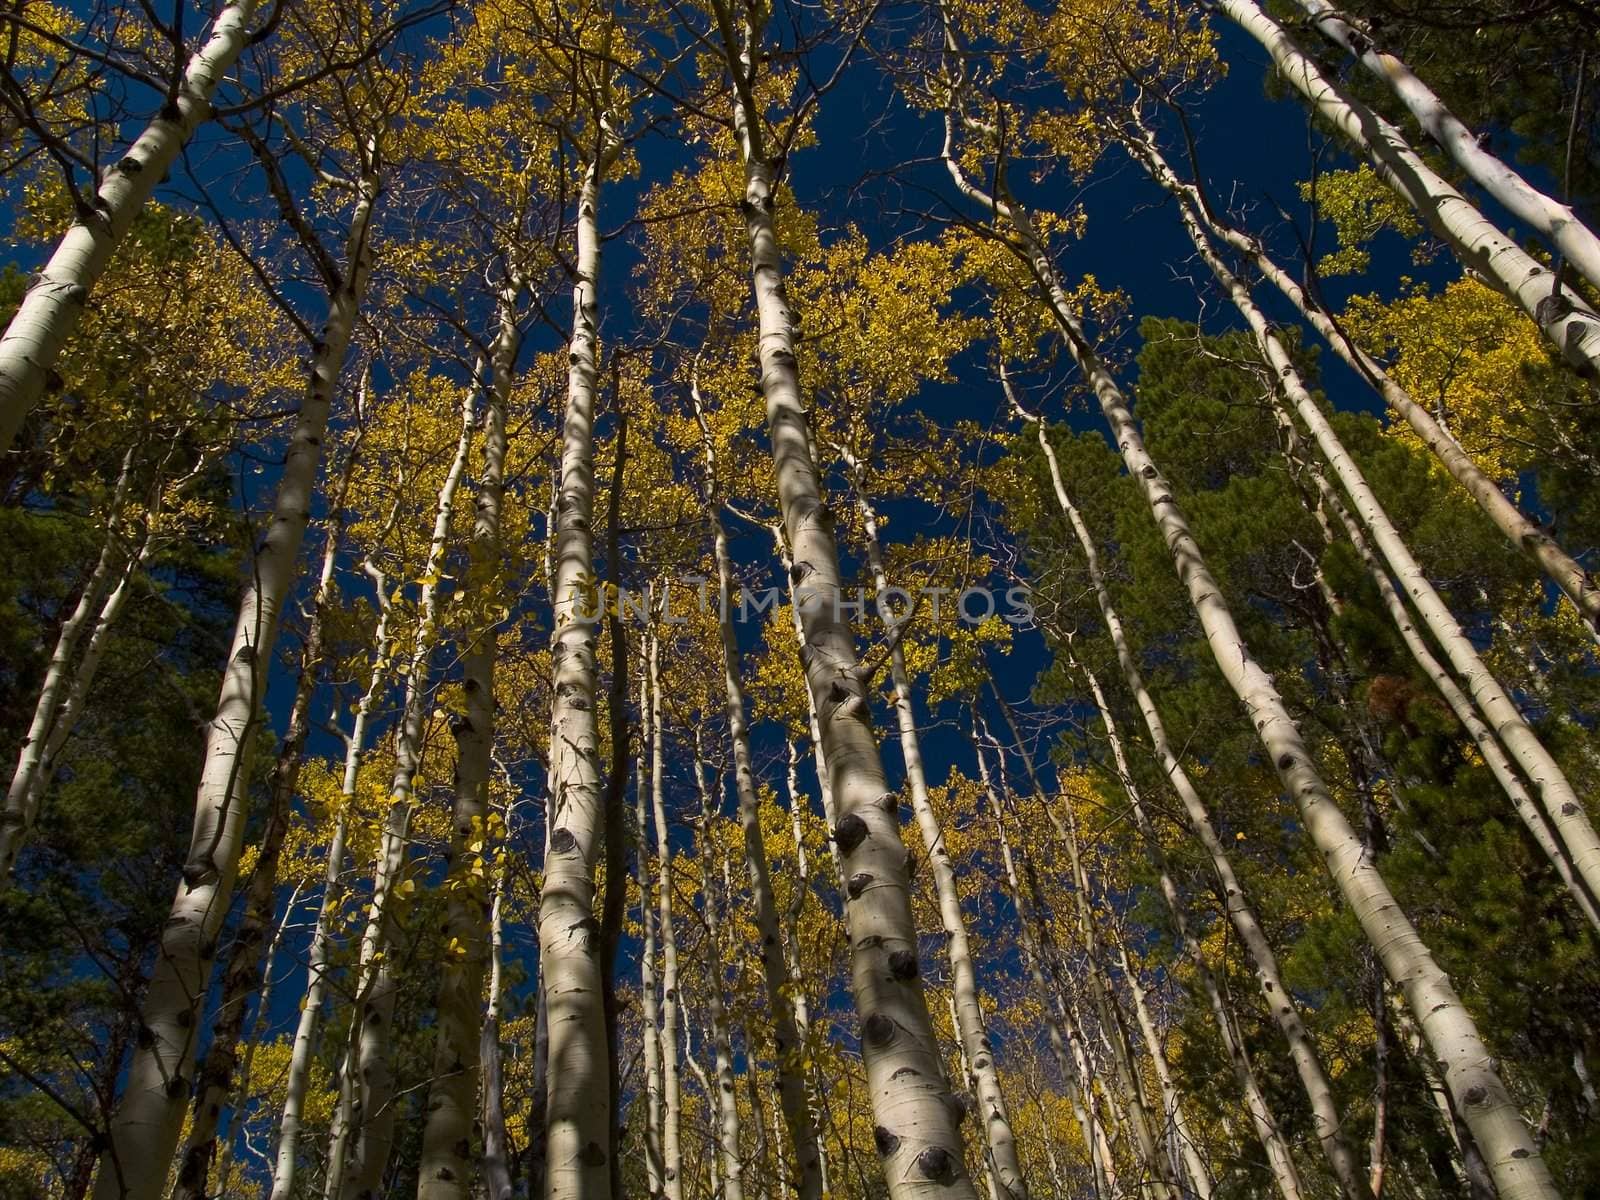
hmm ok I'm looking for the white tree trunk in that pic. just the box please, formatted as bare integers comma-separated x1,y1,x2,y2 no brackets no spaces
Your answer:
1003,377,1375,1200
696,381,825,1200
1141,136,1600,928
635,671,666,1199
692,743,745,1200
0,0,266,449
1292,0,1600,296
1128,126,1600,635
538,148,613,1200
842,450,1031,1200
1215,0,1600,379
90,173,377,1200
649,636,686,1200
1,448,135,875
418,280,523,1200
713,8,979,1192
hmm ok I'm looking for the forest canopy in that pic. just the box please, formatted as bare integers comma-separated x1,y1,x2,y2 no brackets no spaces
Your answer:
0,1,1597,1199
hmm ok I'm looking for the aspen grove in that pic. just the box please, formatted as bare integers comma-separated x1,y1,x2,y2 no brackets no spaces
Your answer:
4,0,1600,1198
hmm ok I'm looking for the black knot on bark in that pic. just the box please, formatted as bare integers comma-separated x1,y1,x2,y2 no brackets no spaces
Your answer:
863,1012,895,1047
1463,1085,1488,1106
833,812,868,854
873,1126,900,1156
877,791,899,814
916,1145,954,1182
1141,464,1157,478
550,828,578,854
1277,753,1295,771
847,872,873,899
888,949,919,980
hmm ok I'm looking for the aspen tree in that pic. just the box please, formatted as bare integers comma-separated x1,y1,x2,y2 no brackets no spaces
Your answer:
173,428,363,1200
270,544,398,1200
649,635,686,1200
946,120,1561,1200
0,0,265,450
1118,117,1600,635
417,278,525,1200
708,3,980,1191
481,805,515,1200
970,724,1116,1197
1131,132,1600,929
692,739,745,1200
538,106,617,1200
635,668,667,1199
694,373,825,1200
839,447,1031,1200
1213,0,1600,379
89,147,379,1200
1290,0,1600,296
1002,374,1382,1200
336,374,479,1200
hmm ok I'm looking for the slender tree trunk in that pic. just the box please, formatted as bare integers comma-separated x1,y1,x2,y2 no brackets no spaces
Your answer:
694,379,824,1200
1213,0,1600,378
945,121,1559,1198
635,669,666,1200
1271,395,1600,930
173,429,361,1200
1003,378,1371,1200
90,168,377,1200
482,838,514,1200
971,724,1116,1199
711,9,978,1194
337,373,478,1200
650,637,685,1200
417,279,523,1200
538,144,614,1200
271,544,394,1200
1142,137,1600,928
1,449,136,875
840,450,1031,1200
1291,0,1600,295
211,880,303,1192
0,0,266,449
692,741,745,1200
987,687,1178,1200
1126,126,1600,636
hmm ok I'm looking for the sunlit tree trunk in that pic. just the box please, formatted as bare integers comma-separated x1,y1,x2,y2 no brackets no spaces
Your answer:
538,143,614,1200
1291,0,1600,295
712,7,978,1193
634,669,666,1199
174,434,360,1200
1,446,135,876
840,449,1031,1200
649,635,685,1200
482,828,514,1200
1128,123,1600,636
1214,0,1600,378
418,277,523,1200
695,378,824,1200
947,111,1559,1196
1003,377,1368,1200
1141,136,1600,930
971,723,1116,1198
692,740,745,1200
91,168,377,1200
336,372,478,1200
0,0,266,449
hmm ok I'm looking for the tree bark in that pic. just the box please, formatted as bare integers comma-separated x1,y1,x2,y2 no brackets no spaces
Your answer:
649,636,685,1200
0,0,266,449
90,166,377,1200
1215,0,1600,378
634,668,666,1200
537,144,614,1200
417,278,523,1200
1292,0,1600,295
711,6,980,1193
